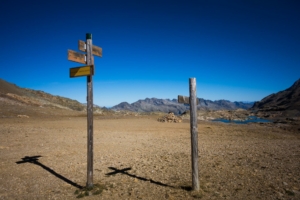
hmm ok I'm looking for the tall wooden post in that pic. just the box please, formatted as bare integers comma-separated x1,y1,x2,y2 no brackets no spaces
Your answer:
86,33,94,188
68,33,102,188
189,78,199,190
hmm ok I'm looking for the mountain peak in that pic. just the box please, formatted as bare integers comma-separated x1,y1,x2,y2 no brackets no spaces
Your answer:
287,78,300,91
251,79,300,114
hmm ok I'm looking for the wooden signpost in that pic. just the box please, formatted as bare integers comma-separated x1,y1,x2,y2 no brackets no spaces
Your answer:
67,33,102,188
178,78,199,191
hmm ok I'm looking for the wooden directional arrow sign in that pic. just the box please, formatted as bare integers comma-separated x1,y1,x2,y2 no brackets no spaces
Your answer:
178,95,199,105
78,40,86,52
70,65,94,78
78,40,102,57
68,49,86,64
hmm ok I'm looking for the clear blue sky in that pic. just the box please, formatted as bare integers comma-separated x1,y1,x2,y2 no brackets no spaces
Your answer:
0,0,299,107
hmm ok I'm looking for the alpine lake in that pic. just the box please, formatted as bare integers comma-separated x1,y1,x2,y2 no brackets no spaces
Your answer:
212,116,272,124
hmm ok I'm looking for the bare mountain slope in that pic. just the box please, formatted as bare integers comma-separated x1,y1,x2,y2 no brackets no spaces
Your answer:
0,79,105,117
251,79,300,117
0,79,86,111
0,79,26,96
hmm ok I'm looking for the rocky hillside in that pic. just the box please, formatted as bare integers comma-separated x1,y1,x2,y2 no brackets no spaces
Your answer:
111,98,253,114
0,79,103,117
198,98,253,110
251,79,300,117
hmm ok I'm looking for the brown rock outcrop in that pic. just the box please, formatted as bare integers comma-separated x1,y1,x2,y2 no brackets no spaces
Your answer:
157,112,182,123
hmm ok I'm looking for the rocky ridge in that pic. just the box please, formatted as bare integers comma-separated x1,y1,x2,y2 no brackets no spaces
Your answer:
251,79,300,118
112,98,253,114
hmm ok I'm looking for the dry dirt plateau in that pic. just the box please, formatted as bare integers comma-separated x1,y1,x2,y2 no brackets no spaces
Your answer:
0,116,299,200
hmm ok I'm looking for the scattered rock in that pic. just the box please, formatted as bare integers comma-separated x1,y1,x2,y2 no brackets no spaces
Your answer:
17,115,29,118
157,112,182,123
285,189,295,196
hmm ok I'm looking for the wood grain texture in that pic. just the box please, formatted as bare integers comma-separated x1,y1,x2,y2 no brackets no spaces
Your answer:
178,95,199,105
78,40,102,57
67,49,86,64
178,95,189,104
86,36,94,188
78,40,86,52
189,78,199,191
92,45,102,57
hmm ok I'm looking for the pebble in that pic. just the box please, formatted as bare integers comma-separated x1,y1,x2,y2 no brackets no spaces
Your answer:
283,182,288,186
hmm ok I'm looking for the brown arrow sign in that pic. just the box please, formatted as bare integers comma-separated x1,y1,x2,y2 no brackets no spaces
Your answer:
78,40,102,57
68,49,86,64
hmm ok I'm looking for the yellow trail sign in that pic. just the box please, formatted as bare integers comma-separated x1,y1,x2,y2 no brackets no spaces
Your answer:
70,65,94,78
78,40,102,57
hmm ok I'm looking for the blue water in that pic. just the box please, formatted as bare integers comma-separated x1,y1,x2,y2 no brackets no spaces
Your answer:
212,116,272,124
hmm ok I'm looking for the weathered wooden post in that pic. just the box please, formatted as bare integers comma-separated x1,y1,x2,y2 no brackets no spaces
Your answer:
189,78,199,190
68,33,102,189
178,77,199,191
86,33,94,188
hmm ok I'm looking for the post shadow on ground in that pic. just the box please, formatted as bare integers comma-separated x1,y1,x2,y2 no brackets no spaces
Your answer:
106,167,176,188
16,156,83,189
106,167,194,191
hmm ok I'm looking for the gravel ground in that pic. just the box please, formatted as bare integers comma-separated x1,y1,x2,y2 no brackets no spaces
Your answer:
0,116,299,199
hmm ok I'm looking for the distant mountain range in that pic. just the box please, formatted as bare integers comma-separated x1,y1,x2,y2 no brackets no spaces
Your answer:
112,79,300,115
251,79,300,117
1,78,299,118
111,98,254,114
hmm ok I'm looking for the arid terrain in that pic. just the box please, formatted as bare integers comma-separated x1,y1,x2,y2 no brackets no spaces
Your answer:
0,78,299,199
0,113,299,200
